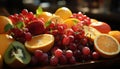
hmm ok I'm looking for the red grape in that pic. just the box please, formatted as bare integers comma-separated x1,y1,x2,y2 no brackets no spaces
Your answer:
69,56,76,64
82,47,90,55
34,50,43,60
62,36,70,46
92,51,100,60
50,56,59,66
54,49,63,58
59,54,67,65
65,50,73,58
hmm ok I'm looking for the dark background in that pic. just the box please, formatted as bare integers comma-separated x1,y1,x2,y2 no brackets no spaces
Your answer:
0,0,120,30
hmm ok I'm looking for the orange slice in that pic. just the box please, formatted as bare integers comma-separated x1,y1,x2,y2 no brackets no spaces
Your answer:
94,34,120,58
83,26,101,41
55,7,72,20
25,34,54,53
63,18,80,28
0,55,3,69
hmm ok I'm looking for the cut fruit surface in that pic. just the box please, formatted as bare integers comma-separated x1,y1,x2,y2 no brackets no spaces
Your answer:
83,26,101,41
25,34,54,53
4,41,31,68
94,34,120,58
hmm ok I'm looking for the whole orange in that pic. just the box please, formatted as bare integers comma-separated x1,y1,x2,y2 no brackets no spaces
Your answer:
0,34,14,56
89,22,111,34
109,31,120,43
0,16,13,34
37,12,52,23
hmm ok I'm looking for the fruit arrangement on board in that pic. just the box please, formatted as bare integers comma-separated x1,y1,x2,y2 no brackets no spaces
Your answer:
0,7,120,69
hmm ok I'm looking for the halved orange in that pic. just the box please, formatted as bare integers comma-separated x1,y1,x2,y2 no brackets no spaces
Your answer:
94,34,120,58
83,26,102,41
25,34,54,53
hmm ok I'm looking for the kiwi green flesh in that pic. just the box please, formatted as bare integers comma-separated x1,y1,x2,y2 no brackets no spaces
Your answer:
4,41,31,65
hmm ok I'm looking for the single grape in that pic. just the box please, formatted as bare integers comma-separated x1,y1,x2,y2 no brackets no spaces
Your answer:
22,9,28,15
24,32,32,41
30,56,38,66
82,47,90,55
69,56,76,64
92,51,100,60
50,56,59,66
54,49,63,58
59,54,67,65
69,43,77,51
65,50,73,58
34,50,43,60
39,53,49,64
62,36,70,46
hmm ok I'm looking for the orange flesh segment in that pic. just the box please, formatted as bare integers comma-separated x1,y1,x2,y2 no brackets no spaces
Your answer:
97,36,118,52
27,35,52,47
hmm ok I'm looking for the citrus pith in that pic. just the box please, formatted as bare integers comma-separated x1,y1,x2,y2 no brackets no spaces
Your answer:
25,34,54,53
94,34,120,58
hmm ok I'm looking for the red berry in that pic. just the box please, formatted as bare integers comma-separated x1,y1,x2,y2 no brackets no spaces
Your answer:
82,47,90,55
62,36,70,46
27,20,45,35
34,50,43,60
65,50,73,58
69,56,76,64
22,9,28,15
92,51,100,60
24,32,32,41
54,49,63,58
39,53,48,63
69,43,77,51
50,56,59,66
30,56,38,66
59,55,67,65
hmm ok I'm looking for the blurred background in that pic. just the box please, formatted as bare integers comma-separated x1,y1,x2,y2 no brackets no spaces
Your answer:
0,0,120,30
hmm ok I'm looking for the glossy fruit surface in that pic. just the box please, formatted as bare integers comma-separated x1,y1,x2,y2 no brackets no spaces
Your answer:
94,34,120,58
0,34,14,56
109,31,120,43
37,12,52,22
0,16,13,34
25,34,54,53
89,22,111,34
55,7,72,20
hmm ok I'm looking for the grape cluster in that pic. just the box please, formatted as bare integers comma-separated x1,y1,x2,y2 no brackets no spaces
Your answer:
71,12,91,26
9,9,35,24
41,20,100,65
7,9,45,43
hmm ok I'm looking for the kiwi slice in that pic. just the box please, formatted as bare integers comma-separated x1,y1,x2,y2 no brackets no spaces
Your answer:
4,41,31,68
